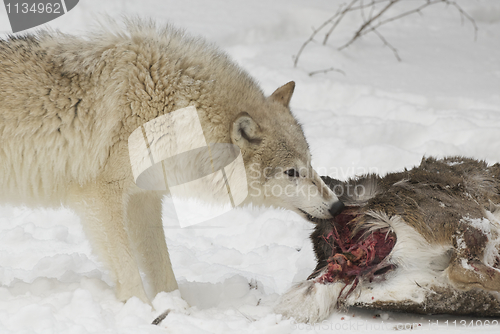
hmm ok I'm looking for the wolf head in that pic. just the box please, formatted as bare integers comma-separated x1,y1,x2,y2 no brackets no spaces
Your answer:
230,82,343,219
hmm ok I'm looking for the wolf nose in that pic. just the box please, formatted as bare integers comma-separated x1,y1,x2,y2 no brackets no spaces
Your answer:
329,201,345,217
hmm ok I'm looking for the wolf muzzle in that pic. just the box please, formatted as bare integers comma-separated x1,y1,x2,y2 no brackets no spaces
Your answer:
329,201,345,217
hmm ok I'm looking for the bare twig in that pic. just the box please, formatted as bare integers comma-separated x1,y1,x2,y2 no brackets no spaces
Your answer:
339,0,478,57
360,0,368,24
372,28,401,61
356,0,475,39
323,0,397,46
446,0,478,41
309,67,346,77
293,0,478,68
293,5,346,67
367,0,378,21
338,0,398,52
358,0,443,37
350,0,393,12
322,0,359,46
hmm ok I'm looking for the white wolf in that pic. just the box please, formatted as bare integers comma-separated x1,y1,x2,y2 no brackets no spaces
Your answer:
0,20,343,304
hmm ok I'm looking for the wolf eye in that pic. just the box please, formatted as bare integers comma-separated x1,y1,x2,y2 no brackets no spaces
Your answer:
285,168,300,177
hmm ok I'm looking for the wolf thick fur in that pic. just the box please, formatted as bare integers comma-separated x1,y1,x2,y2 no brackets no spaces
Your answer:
0,21,340,303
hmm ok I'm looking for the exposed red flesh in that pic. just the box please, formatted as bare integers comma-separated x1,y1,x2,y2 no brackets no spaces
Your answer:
316,209,396,290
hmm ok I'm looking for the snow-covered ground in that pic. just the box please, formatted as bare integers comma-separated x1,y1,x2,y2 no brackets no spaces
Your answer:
1,0,500,333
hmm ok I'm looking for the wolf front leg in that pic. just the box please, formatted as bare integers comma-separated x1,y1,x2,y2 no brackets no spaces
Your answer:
125,190,178,296
71,181,149,304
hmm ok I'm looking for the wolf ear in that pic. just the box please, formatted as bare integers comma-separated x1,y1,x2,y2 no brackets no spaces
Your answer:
269,81,295,108
231,112,262,149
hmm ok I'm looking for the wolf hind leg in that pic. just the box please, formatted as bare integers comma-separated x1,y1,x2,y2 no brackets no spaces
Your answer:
71,182,149,304
125,190,178,297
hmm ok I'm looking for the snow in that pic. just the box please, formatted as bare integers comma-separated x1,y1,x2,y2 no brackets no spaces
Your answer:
1,0,500,333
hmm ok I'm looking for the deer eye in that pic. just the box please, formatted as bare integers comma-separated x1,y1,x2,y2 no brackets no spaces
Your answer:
285,168,300,178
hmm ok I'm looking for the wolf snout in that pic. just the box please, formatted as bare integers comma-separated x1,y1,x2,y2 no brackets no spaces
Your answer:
329,201,345,217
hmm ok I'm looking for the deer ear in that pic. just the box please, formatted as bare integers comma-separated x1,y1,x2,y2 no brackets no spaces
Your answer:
269,81,295,108
231,112,262,149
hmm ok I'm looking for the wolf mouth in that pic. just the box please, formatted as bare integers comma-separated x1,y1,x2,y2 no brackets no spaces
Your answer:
298,208,314,220
309,207,397,299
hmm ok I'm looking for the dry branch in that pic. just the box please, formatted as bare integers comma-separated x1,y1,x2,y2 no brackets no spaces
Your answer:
293,0,478,69
309,67,346,77
337,0,398,52
292,2,351,68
